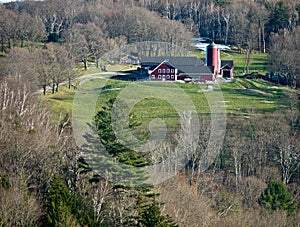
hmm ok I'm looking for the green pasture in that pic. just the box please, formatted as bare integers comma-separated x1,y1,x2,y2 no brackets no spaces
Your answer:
38,72,112,121
41,65,289,129
80,67,102,75
220,79,288,116
222,52,268,75
89,78,288,134
195,49,268,76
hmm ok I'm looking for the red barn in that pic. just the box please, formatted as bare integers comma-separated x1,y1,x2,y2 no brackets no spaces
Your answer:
140,42,234,82
142,57,215,82
220,60,234,79
148,60,177,81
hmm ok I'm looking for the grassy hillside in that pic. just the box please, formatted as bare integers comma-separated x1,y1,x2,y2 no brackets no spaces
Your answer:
224,52,268,74
41,75,290,130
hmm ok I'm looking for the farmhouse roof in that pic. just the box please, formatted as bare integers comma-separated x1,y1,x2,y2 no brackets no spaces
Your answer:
141,56,205,67
151,60,177,72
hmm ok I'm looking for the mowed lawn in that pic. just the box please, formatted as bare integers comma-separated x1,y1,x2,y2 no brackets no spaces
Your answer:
220,78,288,116
41,76,289,126
222,52,268,75
75,78,289,130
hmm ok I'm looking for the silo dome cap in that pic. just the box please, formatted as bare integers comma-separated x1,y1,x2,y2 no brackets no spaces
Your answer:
208,41,217,47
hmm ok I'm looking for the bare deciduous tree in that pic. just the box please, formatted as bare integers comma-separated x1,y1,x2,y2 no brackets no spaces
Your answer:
0,76,76,220
268,27,300,88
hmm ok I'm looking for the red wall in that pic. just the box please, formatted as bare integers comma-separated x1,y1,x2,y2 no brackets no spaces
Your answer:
150,64,176,81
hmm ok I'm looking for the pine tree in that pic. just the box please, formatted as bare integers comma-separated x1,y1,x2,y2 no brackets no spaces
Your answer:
139,200,178,227
259,180,297,215
95,97,150,167
266,1,290,35
45,176,77,226
0,174,11,190
45,176,96,226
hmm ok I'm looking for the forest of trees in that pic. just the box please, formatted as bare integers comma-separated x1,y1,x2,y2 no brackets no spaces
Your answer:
0,0,299,88
0,0,299,226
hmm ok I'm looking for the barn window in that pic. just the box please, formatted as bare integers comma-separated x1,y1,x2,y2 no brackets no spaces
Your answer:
162,69,165,73
171,75,174,79
167,69,170,73
151,74,155,79
171,69,174,73
158,69,161,73
158,75,161,79
166,75,170,79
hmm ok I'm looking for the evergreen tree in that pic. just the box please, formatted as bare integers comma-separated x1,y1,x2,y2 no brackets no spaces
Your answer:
45,176,96,226
139,200,178,227
95,98,150,167
297,4,300,25
45,176,80,226
0,174,11,190
93,97,178,226
259,180,297,215
266,1,290,36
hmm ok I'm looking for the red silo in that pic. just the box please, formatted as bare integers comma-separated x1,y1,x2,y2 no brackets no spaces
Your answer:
206,42,220,75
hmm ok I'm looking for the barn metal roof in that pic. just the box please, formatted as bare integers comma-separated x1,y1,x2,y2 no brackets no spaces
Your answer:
141,56,205,67
178,65,214,75
142,56,214,76
221,60,234,68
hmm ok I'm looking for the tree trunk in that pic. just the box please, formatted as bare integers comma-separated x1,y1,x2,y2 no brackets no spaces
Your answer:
1,36,4,52
223,14,230,45
52,82,55,94
258,27,262,52
216,10,222,41
56,82,59,92
83,59,88,70
43,85,46,95
291,75,297,89
68,77,71,89
96,58,99,69
262,25,266,53
234,155,240,190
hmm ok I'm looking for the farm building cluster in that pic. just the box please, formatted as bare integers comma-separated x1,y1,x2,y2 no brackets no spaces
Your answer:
116,42,234,82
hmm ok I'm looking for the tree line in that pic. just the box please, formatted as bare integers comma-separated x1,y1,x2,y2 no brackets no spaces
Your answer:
0,0,299,89
2,0,300,51
0,0,193,93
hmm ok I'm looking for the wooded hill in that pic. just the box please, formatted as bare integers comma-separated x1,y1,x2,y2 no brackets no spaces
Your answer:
0,0,299,226
0,0,299,88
